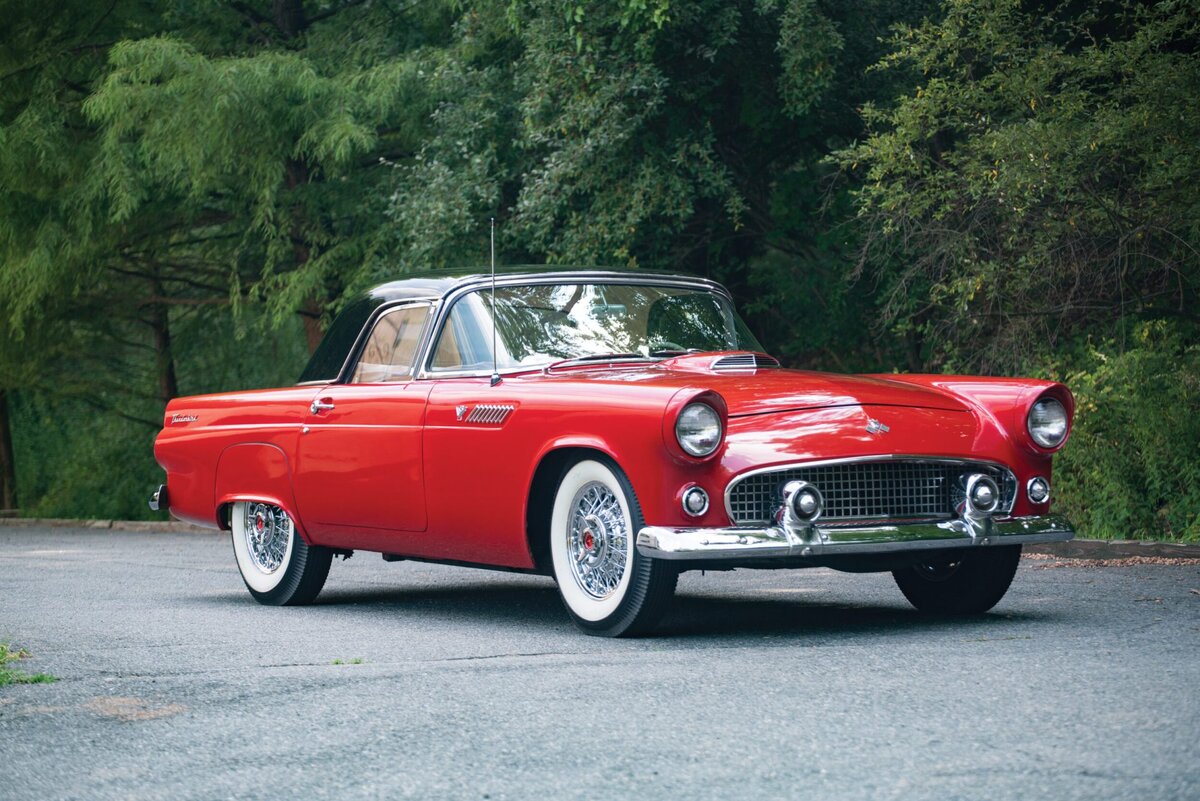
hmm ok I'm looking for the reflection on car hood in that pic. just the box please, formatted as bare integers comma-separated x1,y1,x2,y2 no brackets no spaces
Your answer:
535,355,970,416
703,369,969,417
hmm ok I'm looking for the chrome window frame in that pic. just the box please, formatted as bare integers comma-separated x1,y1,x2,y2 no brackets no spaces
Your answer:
413,272,735,381
723,454,1019,526
333,299,437,386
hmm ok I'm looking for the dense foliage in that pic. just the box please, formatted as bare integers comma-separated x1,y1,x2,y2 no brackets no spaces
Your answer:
1,0,1196,538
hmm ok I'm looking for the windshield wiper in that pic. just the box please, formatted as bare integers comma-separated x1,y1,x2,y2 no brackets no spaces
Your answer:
648,347,702,357
544,352,654,372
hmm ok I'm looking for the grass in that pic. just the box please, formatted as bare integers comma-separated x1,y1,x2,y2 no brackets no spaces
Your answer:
0,643,58,687
332,658,364,665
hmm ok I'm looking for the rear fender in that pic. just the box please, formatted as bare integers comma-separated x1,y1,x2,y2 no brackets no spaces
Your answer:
214,443,311,542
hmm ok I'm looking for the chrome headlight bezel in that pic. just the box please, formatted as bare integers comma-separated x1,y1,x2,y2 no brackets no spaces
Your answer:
1027,397,1069,449
675,402,723,458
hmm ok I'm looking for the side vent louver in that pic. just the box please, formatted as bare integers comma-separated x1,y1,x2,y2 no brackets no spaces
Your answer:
711,353,781,371
464,404,514,424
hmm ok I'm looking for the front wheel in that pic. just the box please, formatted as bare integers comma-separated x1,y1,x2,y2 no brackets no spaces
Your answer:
549,459,677,637
231,500,332,606
892,545,1022,614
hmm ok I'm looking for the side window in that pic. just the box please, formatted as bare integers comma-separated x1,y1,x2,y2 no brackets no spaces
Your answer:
351,305,430,383
430,293,491,372
298,297,381,383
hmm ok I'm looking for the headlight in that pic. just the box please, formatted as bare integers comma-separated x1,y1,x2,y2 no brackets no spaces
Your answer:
675,403,722,457
1027,397,1068,448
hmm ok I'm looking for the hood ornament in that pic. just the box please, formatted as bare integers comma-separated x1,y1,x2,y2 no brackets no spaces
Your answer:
866,418,890,435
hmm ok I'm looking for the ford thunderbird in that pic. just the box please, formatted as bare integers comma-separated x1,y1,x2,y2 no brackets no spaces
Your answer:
151,269,1075,636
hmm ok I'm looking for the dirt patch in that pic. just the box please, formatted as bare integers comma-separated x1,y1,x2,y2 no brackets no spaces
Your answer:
1023,553,1200,568
84,696,187,722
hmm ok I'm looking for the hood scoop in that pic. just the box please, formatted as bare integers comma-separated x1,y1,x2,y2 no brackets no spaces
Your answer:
660,351,781,374
711,352,781,372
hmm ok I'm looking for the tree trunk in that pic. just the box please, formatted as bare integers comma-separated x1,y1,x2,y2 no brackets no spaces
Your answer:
0,390,17,513
149,278,180,404
273,0,307,38
301,300,324,355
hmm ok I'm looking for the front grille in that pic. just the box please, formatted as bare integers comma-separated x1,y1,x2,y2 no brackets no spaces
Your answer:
726,459,1017,525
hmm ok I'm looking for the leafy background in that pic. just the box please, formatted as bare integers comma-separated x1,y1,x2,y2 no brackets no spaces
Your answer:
1,0,1196,539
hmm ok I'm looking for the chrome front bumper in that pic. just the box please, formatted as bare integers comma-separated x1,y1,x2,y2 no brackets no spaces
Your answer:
636,515,1074,561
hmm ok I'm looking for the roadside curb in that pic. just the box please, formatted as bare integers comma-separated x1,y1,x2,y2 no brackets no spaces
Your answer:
1023,539,1200,560
0,517,216,535
1,516,1197,557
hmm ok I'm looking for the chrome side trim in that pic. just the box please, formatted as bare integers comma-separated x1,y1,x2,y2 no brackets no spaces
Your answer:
723,454,1018,525
636,514,1074,561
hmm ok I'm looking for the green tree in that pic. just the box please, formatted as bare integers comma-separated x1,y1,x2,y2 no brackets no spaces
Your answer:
383,0,932,368
835,0,1200,538
836,0,1200,371
82,0,452,342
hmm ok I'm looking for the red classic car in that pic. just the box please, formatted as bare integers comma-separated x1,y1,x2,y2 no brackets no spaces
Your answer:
151,269,1074,636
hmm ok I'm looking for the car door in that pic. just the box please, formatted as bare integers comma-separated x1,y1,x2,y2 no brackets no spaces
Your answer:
292,302,433,548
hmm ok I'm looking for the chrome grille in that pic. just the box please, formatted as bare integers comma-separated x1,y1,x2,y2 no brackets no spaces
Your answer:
726,459,1017,525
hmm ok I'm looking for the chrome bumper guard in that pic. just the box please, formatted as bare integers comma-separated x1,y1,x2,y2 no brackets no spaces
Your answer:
148,484,168,513
636,514,1074,561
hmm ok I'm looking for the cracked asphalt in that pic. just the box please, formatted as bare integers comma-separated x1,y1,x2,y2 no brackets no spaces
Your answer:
1,526,1198,801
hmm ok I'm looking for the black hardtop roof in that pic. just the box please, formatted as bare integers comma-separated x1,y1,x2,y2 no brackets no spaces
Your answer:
366,265,727,303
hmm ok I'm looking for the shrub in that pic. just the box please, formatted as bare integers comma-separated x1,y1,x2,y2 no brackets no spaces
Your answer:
1049,321,1200,541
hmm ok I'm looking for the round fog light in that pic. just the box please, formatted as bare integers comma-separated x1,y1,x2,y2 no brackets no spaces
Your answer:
964,474,1000,515
782,480,824,522
1027,476,1050,504
682,486,709,517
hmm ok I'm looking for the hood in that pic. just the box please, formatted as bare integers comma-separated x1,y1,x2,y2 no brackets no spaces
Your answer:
660,352,969,416
536,352,971,416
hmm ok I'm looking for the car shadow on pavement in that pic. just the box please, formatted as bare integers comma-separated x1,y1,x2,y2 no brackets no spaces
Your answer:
201,580,571,628
661,593,1053,639
318,582,560,612
197,580,1055,640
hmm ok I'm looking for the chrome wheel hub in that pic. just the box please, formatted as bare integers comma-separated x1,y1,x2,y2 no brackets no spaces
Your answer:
567,482,629,600
244,502,291,574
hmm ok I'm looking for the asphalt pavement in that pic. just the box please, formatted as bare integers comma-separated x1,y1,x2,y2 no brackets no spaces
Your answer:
1,526,1197,801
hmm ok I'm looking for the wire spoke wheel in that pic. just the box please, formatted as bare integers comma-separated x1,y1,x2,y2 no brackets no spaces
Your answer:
230,499,332,606
243,502,292,574
567,481,630,599
549,458,677,637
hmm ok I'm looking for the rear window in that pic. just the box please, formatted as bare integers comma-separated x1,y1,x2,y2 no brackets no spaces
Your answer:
298,298,382,383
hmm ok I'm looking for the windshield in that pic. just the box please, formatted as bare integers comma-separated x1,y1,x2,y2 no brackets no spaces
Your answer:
428,282,763,373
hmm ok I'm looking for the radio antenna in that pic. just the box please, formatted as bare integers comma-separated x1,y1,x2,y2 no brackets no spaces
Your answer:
489,217,500,387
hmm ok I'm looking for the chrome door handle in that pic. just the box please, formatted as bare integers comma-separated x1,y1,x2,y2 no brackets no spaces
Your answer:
310,399,335,414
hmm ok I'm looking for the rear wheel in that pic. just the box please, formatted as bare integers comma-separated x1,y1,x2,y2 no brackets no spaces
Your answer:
892,545,1022,614
230,500,332,606
549,458,677,637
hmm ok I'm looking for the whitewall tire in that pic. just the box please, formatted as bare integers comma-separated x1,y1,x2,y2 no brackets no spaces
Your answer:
549,458,677,636
230,500,332,605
